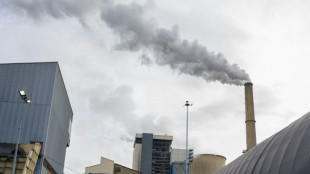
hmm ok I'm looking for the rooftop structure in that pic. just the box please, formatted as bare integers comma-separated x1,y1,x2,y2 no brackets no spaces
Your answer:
85,157,139,174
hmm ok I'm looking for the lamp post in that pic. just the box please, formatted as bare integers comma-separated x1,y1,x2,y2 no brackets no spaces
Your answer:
184,101,192,174
12,91,31,174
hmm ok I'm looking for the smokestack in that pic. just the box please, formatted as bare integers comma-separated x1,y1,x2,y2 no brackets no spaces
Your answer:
244,82,257,151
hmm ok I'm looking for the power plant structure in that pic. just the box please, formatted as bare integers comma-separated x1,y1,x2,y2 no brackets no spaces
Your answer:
132,134,226,174
244,82,257,152
170,148,194,174
191,154,226,174
0,62,73,174
215,82,310,173
216,111,310,174
4,62,309,174
132,133,173,174
170,149,186,174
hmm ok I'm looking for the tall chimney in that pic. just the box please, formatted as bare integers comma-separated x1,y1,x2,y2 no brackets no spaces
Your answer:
244,82,257,151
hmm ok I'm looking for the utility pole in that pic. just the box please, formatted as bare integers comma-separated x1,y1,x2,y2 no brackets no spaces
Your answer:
12,91,31,174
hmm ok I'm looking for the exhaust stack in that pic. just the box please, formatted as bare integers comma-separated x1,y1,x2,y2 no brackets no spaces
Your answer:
244,82,257,151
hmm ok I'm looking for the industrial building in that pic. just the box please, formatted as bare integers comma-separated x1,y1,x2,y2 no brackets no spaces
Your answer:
0,62,73,174
170,149,187,164
132,133,173,174
213,82,310,173
216,111,310,174
170,149,226,174
85,157,139,174
169,148,188,174
0,143,41,174
170,161,185,174
191,154,225,174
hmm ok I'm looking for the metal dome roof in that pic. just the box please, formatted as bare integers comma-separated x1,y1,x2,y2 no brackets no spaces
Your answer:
216,112,310,174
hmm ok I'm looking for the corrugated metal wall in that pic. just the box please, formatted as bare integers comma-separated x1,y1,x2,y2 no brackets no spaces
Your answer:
44,64,73,174
0,62,73,174
0,62,56,145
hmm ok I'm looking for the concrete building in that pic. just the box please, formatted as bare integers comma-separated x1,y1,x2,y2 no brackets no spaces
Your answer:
85,157,139,174
0,143,41,174
132,133,173,174
0,62,73,174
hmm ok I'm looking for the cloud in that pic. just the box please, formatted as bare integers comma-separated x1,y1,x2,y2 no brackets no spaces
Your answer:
0,0,103,27
85,84,173,139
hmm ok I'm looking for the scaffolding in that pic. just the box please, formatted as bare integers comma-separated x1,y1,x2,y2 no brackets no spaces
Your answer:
170,162,185,174
151,139,172,174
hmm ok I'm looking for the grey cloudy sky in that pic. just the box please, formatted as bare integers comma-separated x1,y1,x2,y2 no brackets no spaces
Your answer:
1,0,310,173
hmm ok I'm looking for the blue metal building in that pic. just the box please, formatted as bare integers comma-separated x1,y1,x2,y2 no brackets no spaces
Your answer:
0,62,73,174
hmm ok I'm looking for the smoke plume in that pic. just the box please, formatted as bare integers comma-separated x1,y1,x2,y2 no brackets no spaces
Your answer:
1,0,250,85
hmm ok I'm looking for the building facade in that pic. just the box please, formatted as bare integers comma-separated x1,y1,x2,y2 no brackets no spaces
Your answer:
85,157,140,174
0,143,41,174
0,62,73,174
132,133,173,174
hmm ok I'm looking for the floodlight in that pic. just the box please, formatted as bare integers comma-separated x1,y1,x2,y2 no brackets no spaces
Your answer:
25,99,31,103
19,90,26,96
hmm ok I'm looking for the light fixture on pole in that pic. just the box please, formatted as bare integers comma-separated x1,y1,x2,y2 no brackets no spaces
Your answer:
12,91,31,174
19,90,31,103
185,101,192,174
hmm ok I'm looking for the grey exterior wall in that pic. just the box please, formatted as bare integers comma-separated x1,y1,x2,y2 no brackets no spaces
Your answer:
45,64,73,173
0,63,56,145
0,62,73,174
141,133,153,174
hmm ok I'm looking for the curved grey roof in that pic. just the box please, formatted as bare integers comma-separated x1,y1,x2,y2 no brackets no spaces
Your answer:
216,112,310,174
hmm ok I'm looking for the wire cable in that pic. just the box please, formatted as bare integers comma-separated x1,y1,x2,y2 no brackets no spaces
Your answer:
44,155,81,174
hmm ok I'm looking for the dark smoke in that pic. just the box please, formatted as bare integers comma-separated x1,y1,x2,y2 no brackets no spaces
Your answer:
1,0,250,85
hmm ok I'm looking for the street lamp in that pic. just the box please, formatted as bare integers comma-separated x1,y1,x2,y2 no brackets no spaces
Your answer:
12,91,31,174
184,101,192,174
19,91,31,103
